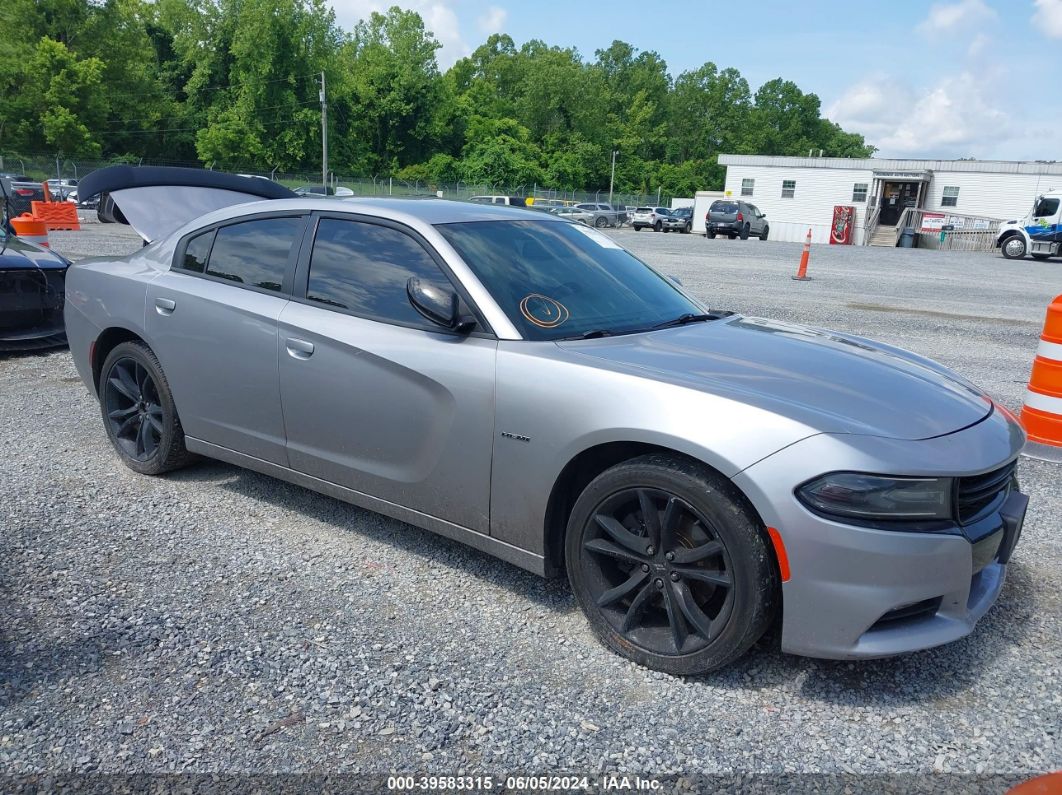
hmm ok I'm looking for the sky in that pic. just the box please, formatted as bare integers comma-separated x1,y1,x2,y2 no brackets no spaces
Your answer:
325,0,1062,162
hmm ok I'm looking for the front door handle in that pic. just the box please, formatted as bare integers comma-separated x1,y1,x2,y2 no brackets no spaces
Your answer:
154,297,176,315
286,338,315,359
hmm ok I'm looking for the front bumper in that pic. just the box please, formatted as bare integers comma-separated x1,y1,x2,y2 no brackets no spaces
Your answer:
0,268,68,349
733,410,1027,659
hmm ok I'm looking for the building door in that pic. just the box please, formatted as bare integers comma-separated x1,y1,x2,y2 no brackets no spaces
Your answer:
879,182,920,226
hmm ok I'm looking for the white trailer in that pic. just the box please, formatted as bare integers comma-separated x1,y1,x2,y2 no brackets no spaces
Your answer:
691,191,725,234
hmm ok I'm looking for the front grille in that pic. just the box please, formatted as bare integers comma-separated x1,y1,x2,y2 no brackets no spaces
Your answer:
0,269,65,331
956,461,1016,525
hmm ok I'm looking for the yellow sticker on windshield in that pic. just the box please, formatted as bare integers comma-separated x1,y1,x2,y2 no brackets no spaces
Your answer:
520,294,570,328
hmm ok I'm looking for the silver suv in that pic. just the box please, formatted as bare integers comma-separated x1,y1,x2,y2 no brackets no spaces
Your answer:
631,206,674,232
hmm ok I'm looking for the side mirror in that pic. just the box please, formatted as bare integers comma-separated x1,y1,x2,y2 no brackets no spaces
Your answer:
407,278,476,333
760,213,766,218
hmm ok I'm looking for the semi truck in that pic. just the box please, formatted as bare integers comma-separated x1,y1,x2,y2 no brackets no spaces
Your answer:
997,189,1062,260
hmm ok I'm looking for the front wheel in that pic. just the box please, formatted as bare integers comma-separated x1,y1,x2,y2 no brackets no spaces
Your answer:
707,231,716,239
100,341,194,475
760,225,769,241
1001,235,1027,259
565,454,778,675
683,223,691,234
654,221,662,232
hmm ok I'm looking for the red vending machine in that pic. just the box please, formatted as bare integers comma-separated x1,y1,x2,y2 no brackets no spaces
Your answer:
830,205,854,245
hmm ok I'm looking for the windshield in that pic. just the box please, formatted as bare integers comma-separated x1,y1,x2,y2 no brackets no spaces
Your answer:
436,220,704,341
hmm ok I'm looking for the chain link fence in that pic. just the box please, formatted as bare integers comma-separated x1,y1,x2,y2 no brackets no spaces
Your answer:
1,152,675,210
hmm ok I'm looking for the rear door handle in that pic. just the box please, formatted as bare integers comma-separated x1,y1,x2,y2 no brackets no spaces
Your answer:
154,297,176,315
286,338,315,359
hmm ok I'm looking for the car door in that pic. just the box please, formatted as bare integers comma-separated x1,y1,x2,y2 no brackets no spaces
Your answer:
1030,196,1061,243
277,213,497,533
747,204,765,235
146,213,307,465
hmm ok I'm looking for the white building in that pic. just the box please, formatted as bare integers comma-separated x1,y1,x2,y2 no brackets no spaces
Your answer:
717,154,1062,246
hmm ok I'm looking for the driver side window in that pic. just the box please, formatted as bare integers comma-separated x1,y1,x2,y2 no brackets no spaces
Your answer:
304,218,453,330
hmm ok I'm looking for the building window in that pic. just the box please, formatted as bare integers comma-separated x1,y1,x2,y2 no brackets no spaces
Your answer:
741,178,755,197
852,183,868,203
781,180,796,199
942,186,960,207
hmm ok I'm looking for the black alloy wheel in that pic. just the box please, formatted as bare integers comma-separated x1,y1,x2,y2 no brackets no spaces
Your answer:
566,455,778,675
104,357,163,462
99,341,194,475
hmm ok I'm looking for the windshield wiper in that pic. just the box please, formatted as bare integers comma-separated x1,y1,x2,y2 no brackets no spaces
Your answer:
651,313,718,330
575,329,613,339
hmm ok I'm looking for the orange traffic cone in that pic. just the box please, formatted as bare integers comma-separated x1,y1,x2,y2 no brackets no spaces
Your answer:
792,228,812,281
10,213,50,247
1020,293,1062,462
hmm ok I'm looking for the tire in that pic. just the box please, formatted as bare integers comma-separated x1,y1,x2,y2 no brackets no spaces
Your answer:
682,223,691,234
594,216,608,228
654,221,662,232
728,233,736,240
565,454,778,675
99,341,195,475
760,225,769,241
1001,235,1027,260
740,224,750,240
634,225,642,231
707,231,716,239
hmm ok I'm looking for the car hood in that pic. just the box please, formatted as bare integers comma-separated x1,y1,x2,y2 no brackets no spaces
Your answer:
0,234,69,270
560,316,991,441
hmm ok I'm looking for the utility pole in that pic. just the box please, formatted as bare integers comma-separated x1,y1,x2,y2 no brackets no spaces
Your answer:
319,71,328,187
608,150,617,206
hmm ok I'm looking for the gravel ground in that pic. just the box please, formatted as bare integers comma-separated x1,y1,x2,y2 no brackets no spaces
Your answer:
1,220,1060,789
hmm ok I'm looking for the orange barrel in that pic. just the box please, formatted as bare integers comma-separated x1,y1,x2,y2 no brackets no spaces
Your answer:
9,213,50,248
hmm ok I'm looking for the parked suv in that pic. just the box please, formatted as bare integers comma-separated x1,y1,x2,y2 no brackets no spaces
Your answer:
706,200,769,240
631,206,675,232
573,203,623,228
664,206,693,233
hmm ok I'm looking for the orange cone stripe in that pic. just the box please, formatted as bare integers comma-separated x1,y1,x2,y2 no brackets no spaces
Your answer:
1021,405,1062,446
1029,356,1062,398
1042,295,1062,344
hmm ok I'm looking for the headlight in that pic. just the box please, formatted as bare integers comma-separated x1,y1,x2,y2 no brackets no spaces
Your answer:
796,473,953,521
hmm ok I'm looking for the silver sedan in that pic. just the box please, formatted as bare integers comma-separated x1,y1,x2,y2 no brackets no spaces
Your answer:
65,170,1028,674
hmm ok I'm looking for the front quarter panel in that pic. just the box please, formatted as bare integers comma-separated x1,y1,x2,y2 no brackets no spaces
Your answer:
489,341,818,554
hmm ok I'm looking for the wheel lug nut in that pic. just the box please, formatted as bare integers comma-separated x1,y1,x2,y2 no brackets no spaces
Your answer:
654,578,663,589
645,546,655,556
665,551,675,562
641,564,650,573
670,572,679,582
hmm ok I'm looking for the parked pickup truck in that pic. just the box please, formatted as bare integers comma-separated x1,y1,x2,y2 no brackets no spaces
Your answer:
573,203,625,227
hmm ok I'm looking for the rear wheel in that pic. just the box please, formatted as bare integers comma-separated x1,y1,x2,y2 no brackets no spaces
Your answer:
740,224,750,240
566,454,778,675
100,341,194,475
634,225,642,231
1001,235,1027,259
594,216,608,228
728,232,736,240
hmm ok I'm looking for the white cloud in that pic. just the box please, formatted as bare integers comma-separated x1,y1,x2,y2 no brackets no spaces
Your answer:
826,73,1010,158
477,6,507,36
1033,0,1062,37
326,0,471,68
916,0,996,36
967,32,991,56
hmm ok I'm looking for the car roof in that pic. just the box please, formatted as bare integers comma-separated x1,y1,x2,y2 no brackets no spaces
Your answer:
168,197,562,242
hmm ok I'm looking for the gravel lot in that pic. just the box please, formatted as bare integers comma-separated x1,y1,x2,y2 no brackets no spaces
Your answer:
2,220,1060,788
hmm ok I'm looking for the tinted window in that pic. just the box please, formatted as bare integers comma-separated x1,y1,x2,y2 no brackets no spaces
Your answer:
306,219,452,327
1034,197,1059,217
437,220,703,342
206,217,301,291
180,229,214,273
710,201,738,213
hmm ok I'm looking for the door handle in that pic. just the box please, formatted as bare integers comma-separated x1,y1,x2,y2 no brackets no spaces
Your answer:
286,338,315,359
154,297,176,315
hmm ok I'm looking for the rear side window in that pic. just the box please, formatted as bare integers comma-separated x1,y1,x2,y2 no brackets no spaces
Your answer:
204,217,302,292
305,218,452,328
180,230,214,274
